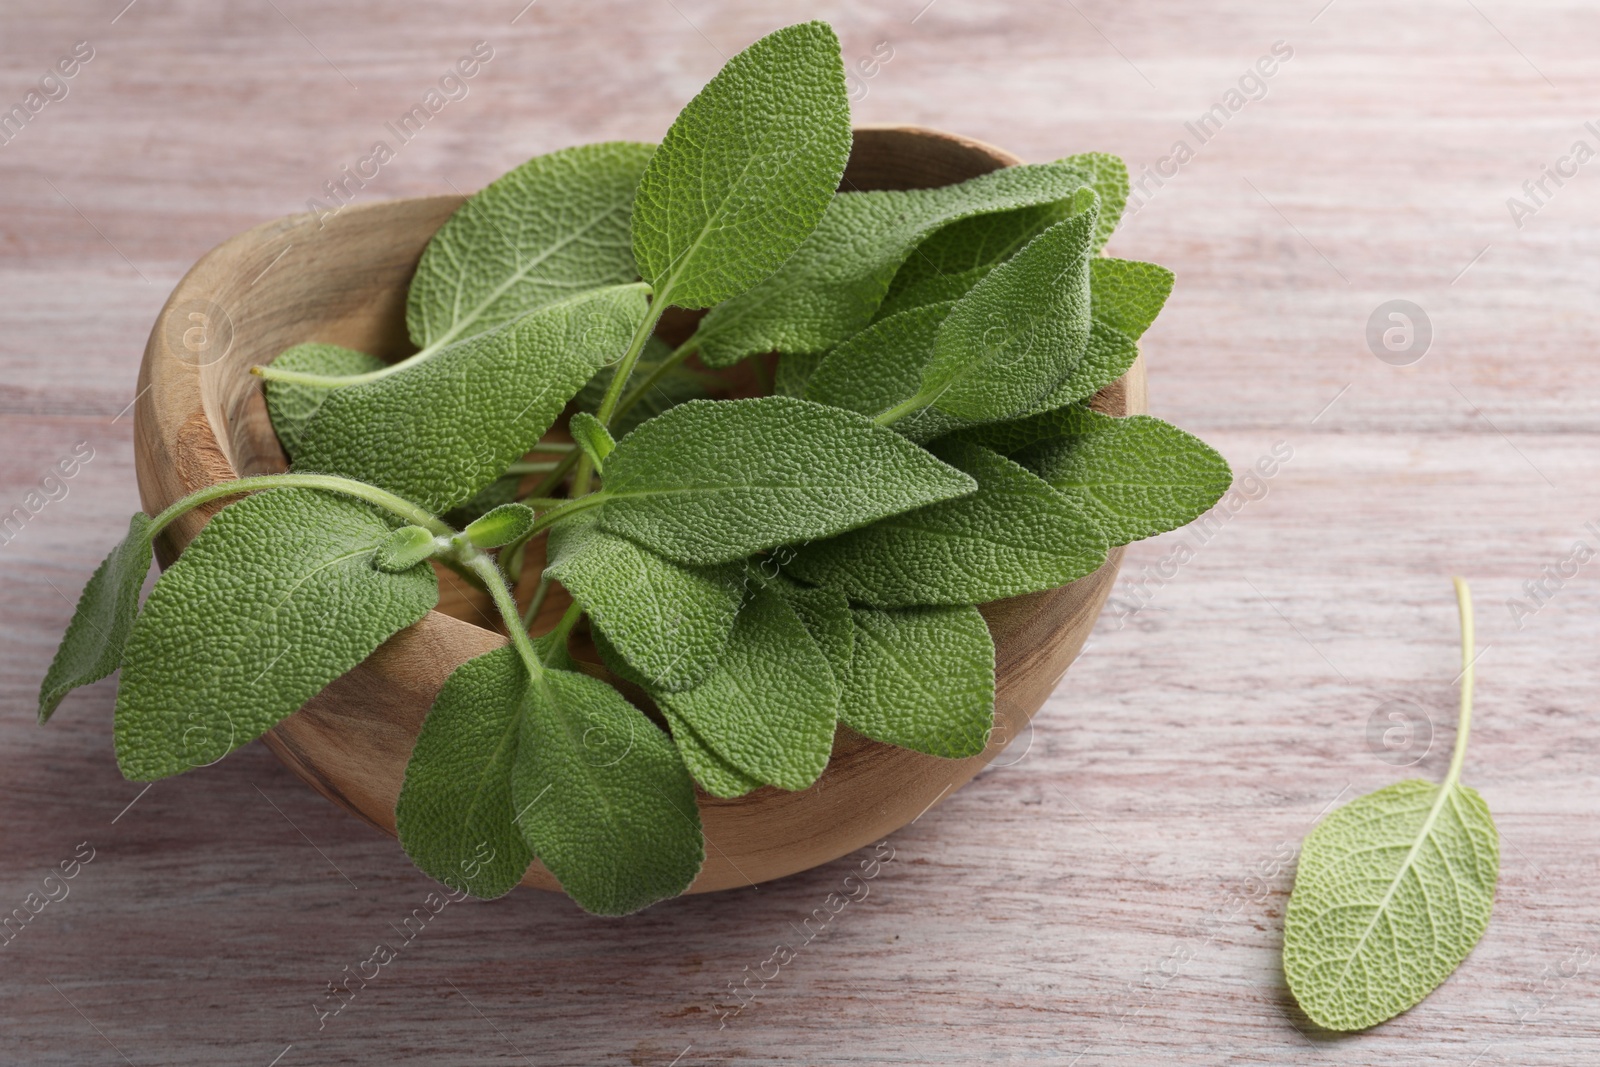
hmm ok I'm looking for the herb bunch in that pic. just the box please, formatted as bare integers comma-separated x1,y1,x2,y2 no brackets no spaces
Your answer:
40,21,1230,915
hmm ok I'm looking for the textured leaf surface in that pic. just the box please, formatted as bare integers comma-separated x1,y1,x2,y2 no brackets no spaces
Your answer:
786,439,1106,607
919,196,1098,420
842,605,994,759
513,666,703,914
1015,409,1232,545
113,490,438,780
1028,319,1141,412
263,344,386,460
1283,779,1499,1031
694,162,1094,367
1061,152,1128,252
649,583,837,791
1089,257,1173,341
804,301,965,443
545,513,743,691
295,286,646,513
631,22,850,310
406,142,654,349
593,633,762,799
598,396,976,565
395,646,533,898
38,512,154,722
768,576,853,686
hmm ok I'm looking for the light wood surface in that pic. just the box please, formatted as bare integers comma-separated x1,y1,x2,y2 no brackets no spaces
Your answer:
3,2,1598,1064
131,124,1143,895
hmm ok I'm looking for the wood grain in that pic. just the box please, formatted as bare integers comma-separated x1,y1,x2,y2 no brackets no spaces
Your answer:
2,2,1598,1064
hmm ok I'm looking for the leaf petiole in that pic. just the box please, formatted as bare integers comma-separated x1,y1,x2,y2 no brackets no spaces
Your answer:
611,335,699,425
499,492,607,561
149,472,451,539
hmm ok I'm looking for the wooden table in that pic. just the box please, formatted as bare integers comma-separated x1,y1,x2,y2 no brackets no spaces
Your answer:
3,1,1596,1063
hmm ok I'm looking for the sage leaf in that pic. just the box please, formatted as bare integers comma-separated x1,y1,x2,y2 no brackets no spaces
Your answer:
917,192,1099,421
1028,319,1141,413
597,396,976,565
263,344,386,460
113,489,438,780
462,503,537,549
695,161,1094,367
294,285,647,513
567,411,615,472
643,582,838,791
374,525,438,571
842,605,994,759
1284,579,1498,1031
395,646,533,898
545,512,744,692
1089,257,1173,341
1012,408,1232,545
37,512,154,722
772,352,823,398
785,438,1107,607
512,666,704,915
804,301,965,443
631,21,851,310
1061,151,1128,253
406,142,655,350
593,632,762,799
767,575,853,687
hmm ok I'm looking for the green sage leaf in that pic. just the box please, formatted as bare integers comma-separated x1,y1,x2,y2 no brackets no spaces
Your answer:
842,605,994,759
545,512,744,692
567,411,615,472
374,525,438,571
1014,408,1232,545
917,192,1099,421
785,438,1106,607
395,646,533,898
294,285,647,513
631,21,851,310
113,489,439,780
644,582,838,791
1089,257,1173,342
463,503,537,549
38,512,154,723
263,344,386,461
598,396,976,565
767,575,853,687
1027,319,1141,413
406,142,655,350
695,161,1094,367
1061,152,1128,253
1284,779,1499,1030
804,300,963,443
512,666,704,915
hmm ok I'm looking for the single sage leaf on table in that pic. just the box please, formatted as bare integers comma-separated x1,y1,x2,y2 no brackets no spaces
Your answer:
841,605,994,759
395,645,534,899
694,161,1094,367
1013,408,1233,545
630,21,851,310
640,582,839,792
293,285,647,514
597,396,976,565
786,438,1107,608
38,512,154,722
406,141,655,350
545,512,744,692
593,632,763,800
512,666,704,915
1284,578,1499,1031
112,489,439,781
916,193,1099,421
263,344,387,461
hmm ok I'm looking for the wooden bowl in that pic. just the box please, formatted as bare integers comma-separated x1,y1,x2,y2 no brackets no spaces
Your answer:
133,125,1146,896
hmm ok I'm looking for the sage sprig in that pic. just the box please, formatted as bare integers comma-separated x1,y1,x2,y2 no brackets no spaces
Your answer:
41,20,1231,915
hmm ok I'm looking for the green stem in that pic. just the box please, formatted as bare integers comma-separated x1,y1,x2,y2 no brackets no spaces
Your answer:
544,600,584,647
574,285,675,496
875,392,933,427
520,573,552,630
612,336,698,425
1445,576,1476,790
505,460,561,474
525,451,579,501
527,441,577,454
148,473,449,539
465,553,544,680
